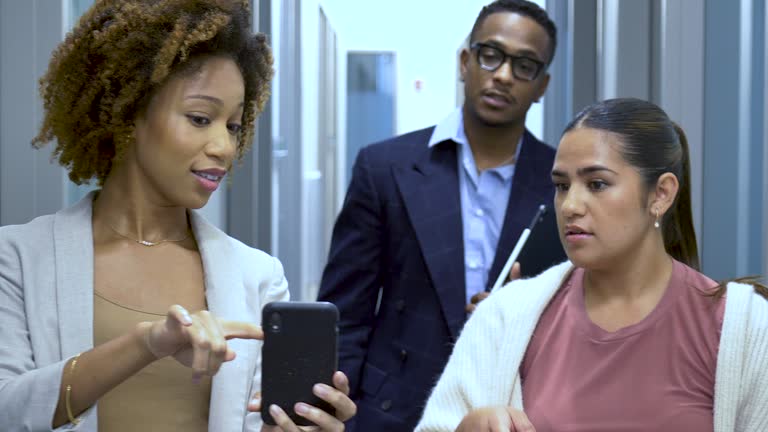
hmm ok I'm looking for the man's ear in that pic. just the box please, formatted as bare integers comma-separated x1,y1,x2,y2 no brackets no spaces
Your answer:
534,72,550,103
459,48,470,82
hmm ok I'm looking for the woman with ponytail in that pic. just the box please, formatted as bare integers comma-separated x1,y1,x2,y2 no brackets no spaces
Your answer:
416,98,768,432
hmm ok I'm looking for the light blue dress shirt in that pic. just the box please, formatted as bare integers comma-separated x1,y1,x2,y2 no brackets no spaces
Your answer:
428,109,522,304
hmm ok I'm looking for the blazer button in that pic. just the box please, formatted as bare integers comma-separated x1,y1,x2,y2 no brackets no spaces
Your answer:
381,399,392,411
395,300,405,312
400,349,408,361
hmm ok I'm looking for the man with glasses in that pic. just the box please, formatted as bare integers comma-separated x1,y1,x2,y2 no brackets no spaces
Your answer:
318,1,565,431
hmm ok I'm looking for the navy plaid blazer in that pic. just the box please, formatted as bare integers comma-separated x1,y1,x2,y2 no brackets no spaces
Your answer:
318,126,566,431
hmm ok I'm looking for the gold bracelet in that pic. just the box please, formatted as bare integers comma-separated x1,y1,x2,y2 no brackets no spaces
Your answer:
65,353,82,425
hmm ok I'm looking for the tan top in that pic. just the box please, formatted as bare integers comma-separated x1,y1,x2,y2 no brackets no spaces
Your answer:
93,293,211,431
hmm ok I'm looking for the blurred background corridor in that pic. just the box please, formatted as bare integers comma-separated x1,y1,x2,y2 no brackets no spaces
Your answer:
1,0,766,300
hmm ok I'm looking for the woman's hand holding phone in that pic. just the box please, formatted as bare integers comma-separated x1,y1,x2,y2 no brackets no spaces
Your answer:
249,371,356,432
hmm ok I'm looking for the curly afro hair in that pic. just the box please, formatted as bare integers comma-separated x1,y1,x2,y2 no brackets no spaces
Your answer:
32,0,274,184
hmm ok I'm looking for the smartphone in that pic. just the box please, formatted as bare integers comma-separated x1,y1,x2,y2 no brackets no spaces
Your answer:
261,301,339,426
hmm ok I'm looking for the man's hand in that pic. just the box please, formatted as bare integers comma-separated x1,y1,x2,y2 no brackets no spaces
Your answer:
505,261,521,285
465,262,521,314
465,291,489,314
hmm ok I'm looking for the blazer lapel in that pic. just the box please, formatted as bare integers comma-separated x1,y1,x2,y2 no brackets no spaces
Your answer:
487,132,552,287
191,213,257,431
393,141,466,340
54,193,96,359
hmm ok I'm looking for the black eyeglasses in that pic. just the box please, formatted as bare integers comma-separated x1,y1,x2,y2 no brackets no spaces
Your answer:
470,42,546,81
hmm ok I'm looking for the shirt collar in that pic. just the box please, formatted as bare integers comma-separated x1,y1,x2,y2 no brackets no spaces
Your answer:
429,108,524,181
428,108,467,148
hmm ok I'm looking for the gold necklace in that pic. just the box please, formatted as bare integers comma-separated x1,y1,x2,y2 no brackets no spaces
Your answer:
107,223,190,247
94,290,167,316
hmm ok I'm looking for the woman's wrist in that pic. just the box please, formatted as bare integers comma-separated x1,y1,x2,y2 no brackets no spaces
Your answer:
133,321,161,361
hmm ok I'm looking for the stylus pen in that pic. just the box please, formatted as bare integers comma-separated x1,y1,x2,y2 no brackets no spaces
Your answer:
490,204,548,293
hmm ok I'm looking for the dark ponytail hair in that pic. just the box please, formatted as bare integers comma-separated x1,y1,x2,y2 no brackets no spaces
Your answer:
665,122,698,270
563,98,700,270
564,98,768,299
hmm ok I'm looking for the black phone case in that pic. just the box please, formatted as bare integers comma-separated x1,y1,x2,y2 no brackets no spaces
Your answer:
261,301,339,426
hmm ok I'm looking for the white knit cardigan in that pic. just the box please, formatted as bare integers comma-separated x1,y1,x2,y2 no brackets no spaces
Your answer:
415,261,768,432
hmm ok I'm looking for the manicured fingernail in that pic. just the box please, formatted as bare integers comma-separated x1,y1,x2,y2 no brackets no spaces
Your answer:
250,396,260,406
269,404,281,417
295,403,310,415
313,384,329,397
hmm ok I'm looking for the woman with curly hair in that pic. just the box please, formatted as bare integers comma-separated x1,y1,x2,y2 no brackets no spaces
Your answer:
0,0,355,431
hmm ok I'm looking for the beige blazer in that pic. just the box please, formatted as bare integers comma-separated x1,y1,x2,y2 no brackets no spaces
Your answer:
0,192,289,431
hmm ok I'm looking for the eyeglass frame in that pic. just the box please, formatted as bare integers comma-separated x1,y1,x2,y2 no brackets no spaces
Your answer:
469,42,547,81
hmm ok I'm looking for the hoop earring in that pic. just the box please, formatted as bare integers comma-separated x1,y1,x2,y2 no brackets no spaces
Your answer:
654,208,661,229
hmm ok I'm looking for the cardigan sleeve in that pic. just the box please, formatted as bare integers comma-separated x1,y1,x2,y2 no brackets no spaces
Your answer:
414,296,508,432
415,263,571,432
734,286,768,431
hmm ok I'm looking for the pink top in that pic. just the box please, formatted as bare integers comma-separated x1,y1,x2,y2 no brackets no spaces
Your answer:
520,260,725,431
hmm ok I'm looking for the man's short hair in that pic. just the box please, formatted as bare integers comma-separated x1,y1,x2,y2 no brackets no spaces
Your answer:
469,0,557,65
